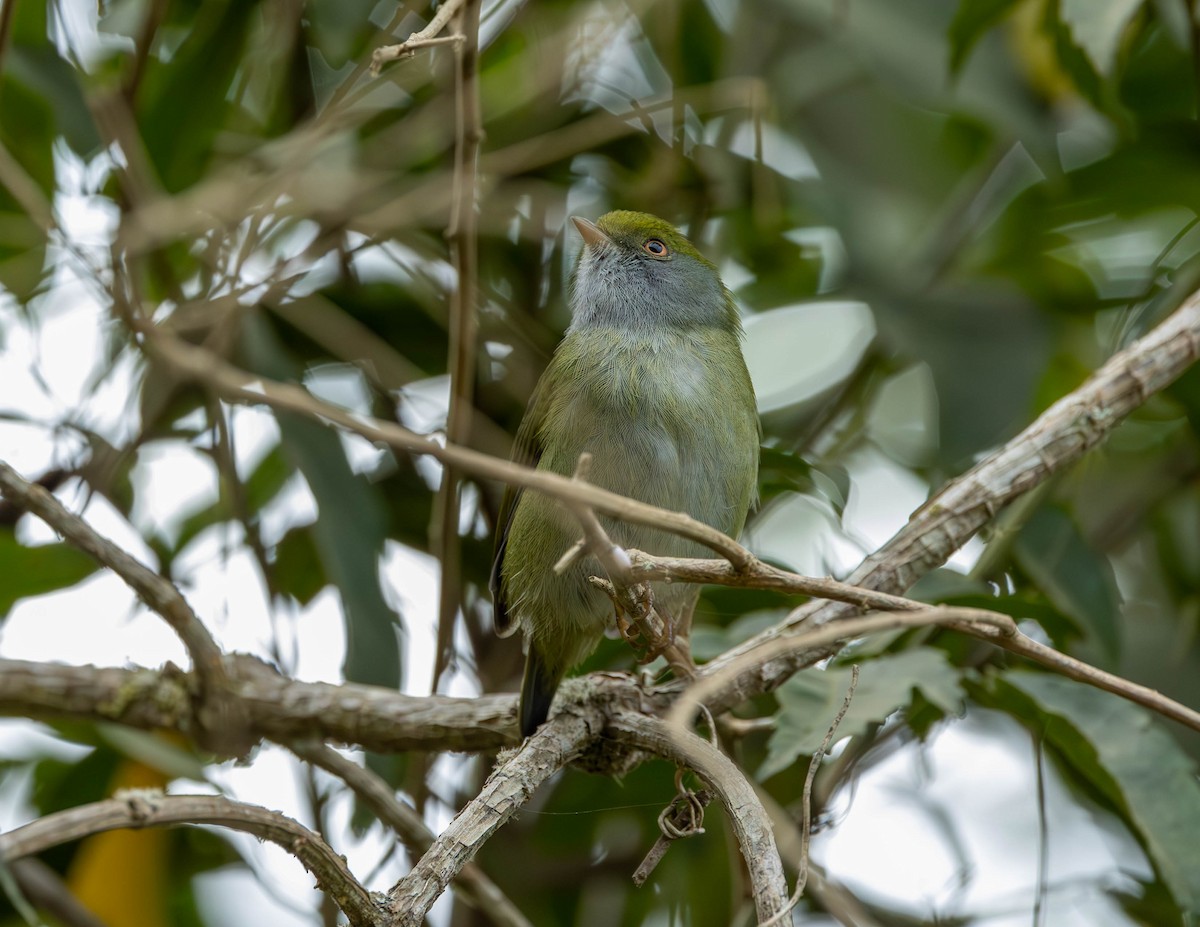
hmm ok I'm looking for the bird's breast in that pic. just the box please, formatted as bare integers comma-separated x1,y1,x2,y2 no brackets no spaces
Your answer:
541,328,756,542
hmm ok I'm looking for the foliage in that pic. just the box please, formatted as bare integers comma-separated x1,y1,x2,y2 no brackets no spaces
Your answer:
0,0,1199,924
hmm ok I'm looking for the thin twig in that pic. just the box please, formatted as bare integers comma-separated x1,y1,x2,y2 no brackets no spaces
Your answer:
668,607,1015,736
431,0,483,691
632,782,714,886
761,665,859,927
635,551,1200,732
142,327,754,567
607,711,790,923
371,0,466,73
0,793,379,926
561,456,696,676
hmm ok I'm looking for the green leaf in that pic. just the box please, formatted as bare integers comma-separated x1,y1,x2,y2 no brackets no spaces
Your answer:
948,0,1024,73
274,525,325,605
757,446,847,512
96,725,210,782
243,444,292,511
1014,505,1121,660
760,649,964,779
0,73,54,301
1060,0,1143,75
137,0,262,191
1004,673,1200,913
240,315,401,689
0,531,100,619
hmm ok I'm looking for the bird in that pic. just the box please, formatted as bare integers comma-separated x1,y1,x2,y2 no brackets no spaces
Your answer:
491,210,759,737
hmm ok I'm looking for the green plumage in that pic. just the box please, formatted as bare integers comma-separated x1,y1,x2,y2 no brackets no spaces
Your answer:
491,211,759,737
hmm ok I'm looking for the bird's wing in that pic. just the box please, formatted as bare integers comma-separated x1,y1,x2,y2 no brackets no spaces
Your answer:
490,370,552,637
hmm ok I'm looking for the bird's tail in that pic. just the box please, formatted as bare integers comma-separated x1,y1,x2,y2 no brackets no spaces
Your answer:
520,648,561,738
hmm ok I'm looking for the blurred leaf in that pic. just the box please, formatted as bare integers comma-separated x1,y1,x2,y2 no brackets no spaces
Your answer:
1014,505,1122,660
274,524,325,605
242,444,292,511
1003,672,1200,913
306,0,378,68
137,0,262,191
241,315,401,689
947,0,1024,73
5,44,98,154
0,531,100,619
95,725,210,782
744,302,875,416
761,649,964,779
0,74,54,300
757,446,848,512
1059,0,1143,76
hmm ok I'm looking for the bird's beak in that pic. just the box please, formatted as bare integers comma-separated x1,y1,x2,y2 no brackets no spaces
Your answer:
572,216,612,250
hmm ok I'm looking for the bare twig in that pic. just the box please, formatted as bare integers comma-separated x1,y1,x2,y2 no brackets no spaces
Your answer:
0,460,251,754
607,711,790,923
290,740,532,927
761,665,859,927
632,781,714,886
431,0,483,691
142,328,754,567
371,0,466,73
670,607,1015,736
637,549,1200,732
386,712,597,925
0,793,379,927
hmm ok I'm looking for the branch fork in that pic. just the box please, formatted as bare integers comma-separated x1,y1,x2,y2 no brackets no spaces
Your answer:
371,0,467,74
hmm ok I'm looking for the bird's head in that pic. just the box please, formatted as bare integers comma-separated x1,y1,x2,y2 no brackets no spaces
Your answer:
569,211,739,333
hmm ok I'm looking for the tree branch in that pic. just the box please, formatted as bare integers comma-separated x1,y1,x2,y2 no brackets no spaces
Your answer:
386,711,597,925
290,740,532,927
432,0,483,691
0,656,517,754
142,327,753,567
605,711,789,922
371,0,466,73
634,551,1200,731
0,792,380,927
0,460,251,755
701,290,1200,695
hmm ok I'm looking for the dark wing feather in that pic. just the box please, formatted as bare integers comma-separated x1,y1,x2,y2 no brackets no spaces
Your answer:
490,373,550,636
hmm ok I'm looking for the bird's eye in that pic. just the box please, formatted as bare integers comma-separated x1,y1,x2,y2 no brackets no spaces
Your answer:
643,239,669,257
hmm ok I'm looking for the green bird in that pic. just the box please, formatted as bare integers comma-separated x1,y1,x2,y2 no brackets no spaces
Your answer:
491,210,759,737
